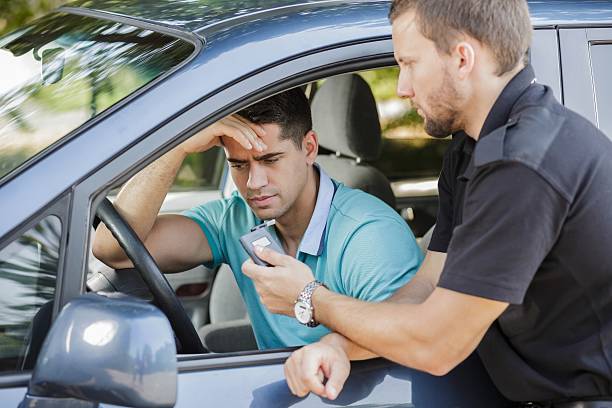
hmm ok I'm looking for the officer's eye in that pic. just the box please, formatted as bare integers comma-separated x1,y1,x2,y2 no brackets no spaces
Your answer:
263,158,278,165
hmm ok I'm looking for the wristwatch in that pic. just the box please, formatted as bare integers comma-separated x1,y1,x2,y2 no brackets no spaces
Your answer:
294,280,326,327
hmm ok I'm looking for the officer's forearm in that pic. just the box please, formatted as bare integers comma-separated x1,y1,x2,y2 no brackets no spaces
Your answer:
320,333,377,361
92,147,187,263
311,287,455,375
387,250,446,304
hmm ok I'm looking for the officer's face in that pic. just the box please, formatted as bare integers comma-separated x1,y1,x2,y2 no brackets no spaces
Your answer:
222,124,318,222
392,11,465,138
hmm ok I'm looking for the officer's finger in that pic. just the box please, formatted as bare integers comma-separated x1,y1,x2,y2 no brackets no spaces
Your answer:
322,358,350,401
241,258,263,279
300,350,327,397
254,245,292,267
285,356,309,397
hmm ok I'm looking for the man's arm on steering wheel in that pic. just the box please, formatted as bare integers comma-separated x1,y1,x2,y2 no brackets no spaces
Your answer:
92,115,267,272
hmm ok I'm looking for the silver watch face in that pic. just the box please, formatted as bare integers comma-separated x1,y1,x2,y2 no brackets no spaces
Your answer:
294,300,312,324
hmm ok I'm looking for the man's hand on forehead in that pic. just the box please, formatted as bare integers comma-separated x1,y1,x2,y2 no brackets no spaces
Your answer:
178,114,267,155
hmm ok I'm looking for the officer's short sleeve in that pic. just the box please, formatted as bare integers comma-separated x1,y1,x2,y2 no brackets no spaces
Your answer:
438,162,568,304
182,199,230,268
340,217,423,301
428,160,454,253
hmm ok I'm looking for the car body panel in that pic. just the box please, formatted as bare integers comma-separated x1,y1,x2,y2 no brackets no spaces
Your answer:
2,0,612,406
62,0,612,32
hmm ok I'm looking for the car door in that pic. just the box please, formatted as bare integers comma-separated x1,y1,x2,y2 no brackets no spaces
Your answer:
560,27,612,138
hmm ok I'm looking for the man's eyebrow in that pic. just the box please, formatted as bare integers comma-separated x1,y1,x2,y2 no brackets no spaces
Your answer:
227,158,247,164
254,152,284,161
227,152,284,164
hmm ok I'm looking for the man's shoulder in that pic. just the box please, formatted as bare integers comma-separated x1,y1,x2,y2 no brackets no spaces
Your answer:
329,183,406,228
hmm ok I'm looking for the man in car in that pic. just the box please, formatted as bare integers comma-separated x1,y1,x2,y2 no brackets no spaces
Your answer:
242,0,612,406
92,88,422,350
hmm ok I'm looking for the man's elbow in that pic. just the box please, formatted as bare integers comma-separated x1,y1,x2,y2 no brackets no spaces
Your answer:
92,231,122,268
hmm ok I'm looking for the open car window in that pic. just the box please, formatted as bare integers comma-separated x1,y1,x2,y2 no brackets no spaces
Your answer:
0,12,195,184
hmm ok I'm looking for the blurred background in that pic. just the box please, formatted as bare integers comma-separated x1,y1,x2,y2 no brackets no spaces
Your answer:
0,0,65,36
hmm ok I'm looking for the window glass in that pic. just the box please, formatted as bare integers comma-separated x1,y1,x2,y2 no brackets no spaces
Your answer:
590,44,612,137
172,147,225,192
0,12,195,183
359,67,450,181
0,216,61,373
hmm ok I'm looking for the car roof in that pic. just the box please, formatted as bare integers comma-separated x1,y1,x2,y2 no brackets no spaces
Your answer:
61,0,612,35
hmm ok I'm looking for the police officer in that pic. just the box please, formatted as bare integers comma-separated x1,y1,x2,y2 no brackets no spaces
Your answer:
242,0,612,406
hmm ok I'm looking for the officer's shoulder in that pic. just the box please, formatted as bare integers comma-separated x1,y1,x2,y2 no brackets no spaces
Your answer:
473,104,566,170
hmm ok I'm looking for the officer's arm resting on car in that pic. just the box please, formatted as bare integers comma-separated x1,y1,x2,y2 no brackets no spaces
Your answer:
245,246,507,375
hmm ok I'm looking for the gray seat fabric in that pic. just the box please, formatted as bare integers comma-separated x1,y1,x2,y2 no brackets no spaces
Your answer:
313,73,396,208
198,264,257,352
417,224,435,255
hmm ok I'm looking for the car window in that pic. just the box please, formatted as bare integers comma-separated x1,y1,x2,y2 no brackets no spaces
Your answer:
0,12,195,183
172,147,225,192
359,67,450,181
0,216,61,373
590,44,612,137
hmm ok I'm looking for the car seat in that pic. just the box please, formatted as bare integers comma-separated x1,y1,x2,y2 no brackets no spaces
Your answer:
312,73,396,209
198,264,256,352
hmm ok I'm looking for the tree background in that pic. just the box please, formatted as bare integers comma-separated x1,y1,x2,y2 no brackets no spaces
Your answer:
0,0,65,36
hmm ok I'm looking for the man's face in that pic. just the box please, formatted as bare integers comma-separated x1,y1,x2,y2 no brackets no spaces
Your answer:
222,123,313,220
392,11,465,138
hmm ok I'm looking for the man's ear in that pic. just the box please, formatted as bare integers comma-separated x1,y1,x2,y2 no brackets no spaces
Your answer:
302,130,319,165
453,40,476,80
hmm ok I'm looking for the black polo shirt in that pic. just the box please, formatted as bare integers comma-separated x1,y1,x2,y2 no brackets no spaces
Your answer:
434,65,612,402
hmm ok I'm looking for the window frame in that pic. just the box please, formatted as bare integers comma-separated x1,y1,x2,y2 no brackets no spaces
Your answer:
0,192,70,385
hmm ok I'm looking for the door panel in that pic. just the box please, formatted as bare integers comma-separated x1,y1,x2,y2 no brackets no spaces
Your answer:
164,353,508,407
531,29,562,101
560,27,612,137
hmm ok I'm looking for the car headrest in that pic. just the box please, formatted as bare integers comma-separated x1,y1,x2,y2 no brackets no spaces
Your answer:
312,74,382,162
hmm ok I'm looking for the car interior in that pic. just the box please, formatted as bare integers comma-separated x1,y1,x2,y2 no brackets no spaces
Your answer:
82,67,445,356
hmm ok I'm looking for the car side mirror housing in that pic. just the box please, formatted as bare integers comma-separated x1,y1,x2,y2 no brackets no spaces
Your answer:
20,293,177,408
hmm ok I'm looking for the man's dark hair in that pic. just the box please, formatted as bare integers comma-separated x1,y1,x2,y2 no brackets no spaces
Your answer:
389,0,532,76
237,88,312,149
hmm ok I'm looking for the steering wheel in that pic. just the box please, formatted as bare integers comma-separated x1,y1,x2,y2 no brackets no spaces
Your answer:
95,198,207,354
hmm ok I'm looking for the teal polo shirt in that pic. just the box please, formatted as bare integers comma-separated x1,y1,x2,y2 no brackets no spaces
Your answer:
183,166,423,349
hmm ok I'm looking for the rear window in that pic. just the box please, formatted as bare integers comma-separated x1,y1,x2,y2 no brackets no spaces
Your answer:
0,12,195,182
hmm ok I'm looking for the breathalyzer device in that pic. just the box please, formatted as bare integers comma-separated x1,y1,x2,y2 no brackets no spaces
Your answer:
239,219,286,266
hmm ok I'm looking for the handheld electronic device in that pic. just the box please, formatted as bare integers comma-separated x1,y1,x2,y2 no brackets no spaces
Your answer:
239,220,286,266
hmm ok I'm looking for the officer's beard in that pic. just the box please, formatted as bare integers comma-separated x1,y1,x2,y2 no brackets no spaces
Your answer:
420,69,464,139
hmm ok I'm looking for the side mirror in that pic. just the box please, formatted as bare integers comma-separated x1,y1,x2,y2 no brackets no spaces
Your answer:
21,293,177,408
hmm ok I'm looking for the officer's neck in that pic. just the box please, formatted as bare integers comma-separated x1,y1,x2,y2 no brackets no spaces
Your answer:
463,64,524,141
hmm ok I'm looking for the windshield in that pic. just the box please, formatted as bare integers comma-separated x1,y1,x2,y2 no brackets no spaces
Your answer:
0,12,195,182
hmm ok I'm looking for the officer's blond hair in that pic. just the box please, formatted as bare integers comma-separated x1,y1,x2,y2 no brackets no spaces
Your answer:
389,0,532,76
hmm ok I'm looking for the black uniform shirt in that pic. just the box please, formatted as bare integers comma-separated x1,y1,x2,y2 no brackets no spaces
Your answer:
427,131,474,253
435,65,612,402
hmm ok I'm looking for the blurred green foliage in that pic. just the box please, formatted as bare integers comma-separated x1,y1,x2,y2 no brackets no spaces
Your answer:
0,0,65,36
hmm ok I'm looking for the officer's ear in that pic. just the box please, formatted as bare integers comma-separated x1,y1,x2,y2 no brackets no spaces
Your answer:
453,41,476,80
